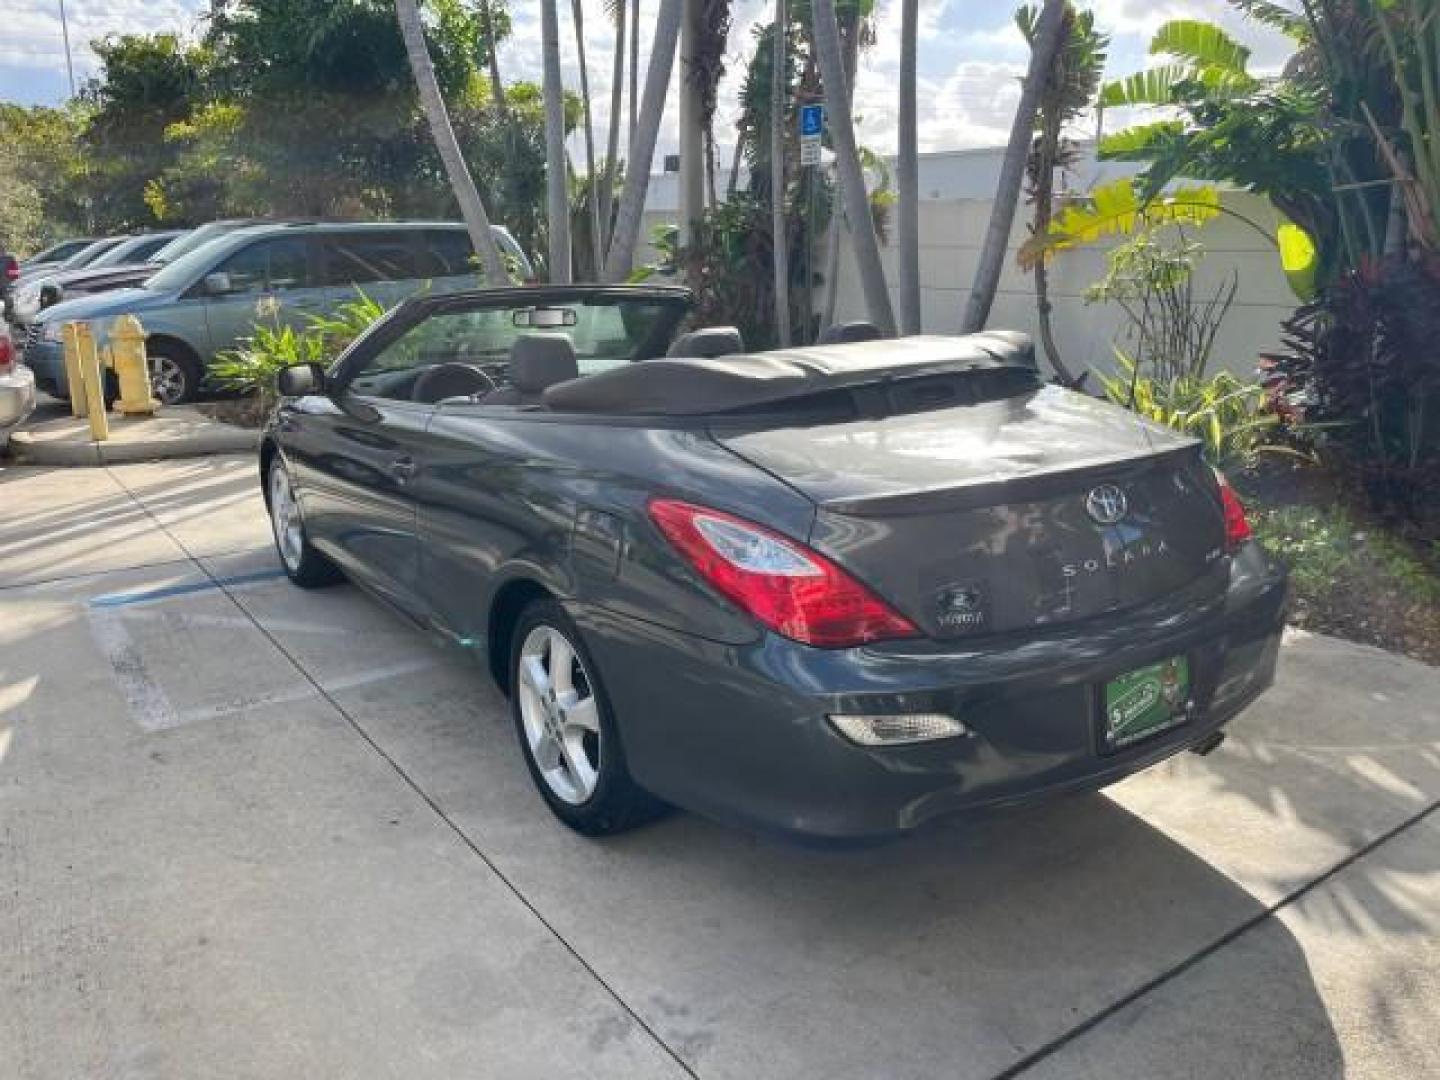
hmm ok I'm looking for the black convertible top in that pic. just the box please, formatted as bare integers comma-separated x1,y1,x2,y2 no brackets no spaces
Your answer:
542,332,1037,416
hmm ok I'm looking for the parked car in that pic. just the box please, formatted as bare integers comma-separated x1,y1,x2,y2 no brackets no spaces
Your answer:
1,252,18,320
21,237,97,269
0,323,37,451
26,221,535,406
11,220,283,327
259,284,1288,840
6,231,184,327
17,236,125,285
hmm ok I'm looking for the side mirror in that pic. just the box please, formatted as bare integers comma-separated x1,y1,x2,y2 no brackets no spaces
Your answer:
39,283,63,310
203,272,233,296
276,362,325,397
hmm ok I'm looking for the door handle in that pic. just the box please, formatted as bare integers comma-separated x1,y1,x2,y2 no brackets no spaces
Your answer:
390,457,417,484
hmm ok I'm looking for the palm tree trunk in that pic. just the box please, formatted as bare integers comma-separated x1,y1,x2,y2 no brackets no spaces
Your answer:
727,129,746,196
896,0,921,335
820,7,861,330
963,0,1065,332
571,0,604,280
1031,105,1082,385
395,0,508,283
812,0,895,335
478,0,508,114
678,0,706,244
771,0,791,346
603,0,684,282
541,0,573,282
629,0,641,142
600,0,628,252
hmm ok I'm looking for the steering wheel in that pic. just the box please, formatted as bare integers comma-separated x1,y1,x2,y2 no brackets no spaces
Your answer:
411,362,498,404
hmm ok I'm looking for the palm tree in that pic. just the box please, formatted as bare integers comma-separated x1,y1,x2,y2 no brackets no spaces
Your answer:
811,0,895,334
571,0,604,279
603,0,685,282
896,0,920,334
599,0,627,251
963,0,1066,333
819,0,875,330
395,0,508,283
540,0,573,281
771,0,791,345
1017,3,1107,385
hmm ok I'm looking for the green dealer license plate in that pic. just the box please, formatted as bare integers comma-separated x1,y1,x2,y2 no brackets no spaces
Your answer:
1102,656,1190,750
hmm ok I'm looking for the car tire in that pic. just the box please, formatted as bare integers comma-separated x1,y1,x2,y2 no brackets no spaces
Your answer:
509,599,668,835
267,456,342,588
148,344,200,406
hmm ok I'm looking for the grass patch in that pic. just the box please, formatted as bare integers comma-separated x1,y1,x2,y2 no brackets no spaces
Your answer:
1241,475,1440,664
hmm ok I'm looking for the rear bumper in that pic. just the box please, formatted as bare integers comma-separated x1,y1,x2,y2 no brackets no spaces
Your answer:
0,363,37,435
573,542,1288,840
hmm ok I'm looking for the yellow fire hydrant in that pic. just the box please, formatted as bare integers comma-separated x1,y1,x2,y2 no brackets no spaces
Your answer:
110,314,158,416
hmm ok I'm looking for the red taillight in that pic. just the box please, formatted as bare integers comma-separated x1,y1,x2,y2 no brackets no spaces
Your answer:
648,499,920,648
1214,470,1252,550
0,334,13,374
3,263,17,283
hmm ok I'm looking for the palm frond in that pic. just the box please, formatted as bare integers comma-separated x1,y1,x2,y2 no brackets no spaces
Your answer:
1150,19,1251,74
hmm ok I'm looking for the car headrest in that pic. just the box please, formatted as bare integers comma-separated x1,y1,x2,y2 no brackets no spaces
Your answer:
509,333,579,393
666,326,745,359
816,321,884,345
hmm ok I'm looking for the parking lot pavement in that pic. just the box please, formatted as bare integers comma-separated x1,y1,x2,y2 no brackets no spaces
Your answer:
2,453,1438,1079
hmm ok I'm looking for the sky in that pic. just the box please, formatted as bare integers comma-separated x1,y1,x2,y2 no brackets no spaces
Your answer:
0,0,1299,160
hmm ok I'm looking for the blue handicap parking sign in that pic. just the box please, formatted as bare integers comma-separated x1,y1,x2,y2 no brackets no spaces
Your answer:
800,104,824,138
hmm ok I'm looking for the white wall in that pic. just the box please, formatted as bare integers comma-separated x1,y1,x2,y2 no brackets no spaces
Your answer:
827,191,1295,382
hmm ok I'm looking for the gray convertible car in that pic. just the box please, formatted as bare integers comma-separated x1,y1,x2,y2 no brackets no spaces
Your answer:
262,284,1287,839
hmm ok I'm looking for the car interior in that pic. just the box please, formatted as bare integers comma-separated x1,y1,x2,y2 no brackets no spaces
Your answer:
341,290,1038,420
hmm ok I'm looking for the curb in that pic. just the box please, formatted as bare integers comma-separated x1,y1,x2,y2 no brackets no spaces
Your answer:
9,425,259,466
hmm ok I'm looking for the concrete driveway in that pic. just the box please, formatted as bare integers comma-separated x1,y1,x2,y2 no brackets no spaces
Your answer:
1,454,1437,1079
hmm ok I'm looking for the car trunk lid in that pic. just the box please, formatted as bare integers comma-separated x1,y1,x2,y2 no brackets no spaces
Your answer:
712,386,1231,639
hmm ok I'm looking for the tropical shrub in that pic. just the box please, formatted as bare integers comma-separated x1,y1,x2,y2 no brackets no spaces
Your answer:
1098,352,1278,466
1265,255,1440,521
1084,229,1237,385
209,292,387,416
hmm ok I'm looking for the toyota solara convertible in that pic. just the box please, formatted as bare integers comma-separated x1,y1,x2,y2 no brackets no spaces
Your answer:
261,284,1287,839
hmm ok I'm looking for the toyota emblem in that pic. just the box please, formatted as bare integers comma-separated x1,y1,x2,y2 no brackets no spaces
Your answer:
1085,484,1128,525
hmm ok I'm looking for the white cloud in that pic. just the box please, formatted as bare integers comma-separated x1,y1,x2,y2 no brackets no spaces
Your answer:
1,0,1302,166
0,0,204,89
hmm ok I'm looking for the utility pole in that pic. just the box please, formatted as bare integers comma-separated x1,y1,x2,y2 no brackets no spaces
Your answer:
58,0,76,98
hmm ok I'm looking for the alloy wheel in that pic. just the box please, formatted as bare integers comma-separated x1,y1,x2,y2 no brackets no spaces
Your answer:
268,463,304,572
516,624,602,804
149,354,187,405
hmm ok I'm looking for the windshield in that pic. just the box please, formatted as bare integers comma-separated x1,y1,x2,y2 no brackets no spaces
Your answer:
144,232,258,292
150,221,258,265
347,292,690,403
89,234,177,269
60,238,126,270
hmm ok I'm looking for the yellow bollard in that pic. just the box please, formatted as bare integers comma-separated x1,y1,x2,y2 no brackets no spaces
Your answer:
74,321,110,442
62,322,88,418
110,314,158,416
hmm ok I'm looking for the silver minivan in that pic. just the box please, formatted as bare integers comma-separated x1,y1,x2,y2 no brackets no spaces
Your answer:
27,221,533,405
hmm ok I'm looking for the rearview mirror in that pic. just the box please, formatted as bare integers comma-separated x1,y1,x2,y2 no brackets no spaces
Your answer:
513,307,577,329
276,362,325,397
203,272,233,296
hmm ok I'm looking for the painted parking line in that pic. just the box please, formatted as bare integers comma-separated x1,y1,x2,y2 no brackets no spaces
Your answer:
86,569,441,732
88,567,287,610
